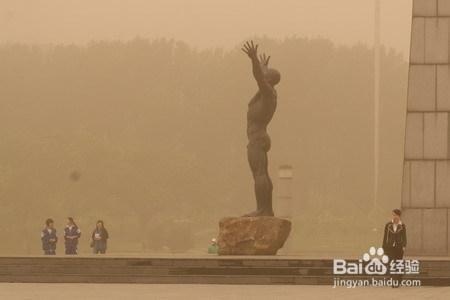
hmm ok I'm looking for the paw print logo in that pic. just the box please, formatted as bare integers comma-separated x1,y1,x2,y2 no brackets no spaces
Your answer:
362,246,389,275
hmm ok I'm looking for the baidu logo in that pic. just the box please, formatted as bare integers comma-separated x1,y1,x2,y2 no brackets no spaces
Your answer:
333,246,421,288
333,246,389,275
363,247,389,275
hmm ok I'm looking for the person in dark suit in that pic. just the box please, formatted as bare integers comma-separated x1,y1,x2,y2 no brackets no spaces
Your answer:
91,220,109,254
382,208,407,287
41,218,58,255
64,217,81,255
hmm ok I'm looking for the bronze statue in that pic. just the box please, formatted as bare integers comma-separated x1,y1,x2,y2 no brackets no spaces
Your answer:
241,41,280,217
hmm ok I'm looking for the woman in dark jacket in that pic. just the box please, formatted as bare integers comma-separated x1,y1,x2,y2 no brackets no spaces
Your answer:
64,217,81,255
91,220,109,254
41,218,58,255
382,208,407,287
382,209,407,259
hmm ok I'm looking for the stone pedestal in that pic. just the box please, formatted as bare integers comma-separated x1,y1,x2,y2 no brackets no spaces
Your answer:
217,217,291,255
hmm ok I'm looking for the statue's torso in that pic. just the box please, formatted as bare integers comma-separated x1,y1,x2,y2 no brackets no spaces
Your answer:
247,89,277,142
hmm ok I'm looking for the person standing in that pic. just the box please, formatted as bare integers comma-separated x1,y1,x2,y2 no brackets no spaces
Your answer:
64,217,81,255
41,218,58,255
382,209,407,287
91,220,109,254
207,238,218,254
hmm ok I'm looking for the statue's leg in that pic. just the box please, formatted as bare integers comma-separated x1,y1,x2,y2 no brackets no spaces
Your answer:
244,140,274,217
262,150,274,215
247,144,262,213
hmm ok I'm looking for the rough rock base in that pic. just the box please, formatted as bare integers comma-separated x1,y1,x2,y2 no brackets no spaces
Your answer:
217,217,292,255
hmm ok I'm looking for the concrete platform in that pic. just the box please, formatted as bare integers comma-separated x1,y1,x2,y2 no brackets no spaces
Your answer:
0,255,449,286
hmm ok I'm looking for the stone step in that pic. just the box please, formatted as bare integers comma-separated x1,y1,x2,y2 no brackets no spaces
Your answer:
0,257,448,286
0,266,447,277
1,274,449,285
2,257,449,267
0,257,335,266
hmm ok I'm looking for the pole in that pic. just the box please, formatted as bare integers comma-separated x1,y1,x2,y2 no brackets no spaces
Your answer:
374,0,381,208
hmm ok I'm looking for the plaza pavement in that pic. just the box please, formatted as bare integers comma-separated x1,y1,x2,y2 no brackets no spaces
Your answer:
0,283,449,300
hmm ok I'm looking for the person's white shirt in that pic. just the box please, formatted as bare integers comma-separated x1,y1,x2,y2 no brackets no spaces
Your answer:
392,220,402,232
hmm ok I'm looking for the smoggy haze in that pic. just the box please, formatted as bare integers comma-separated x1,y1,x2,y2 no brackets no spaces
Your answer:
0,0,412,255
1,0,412,55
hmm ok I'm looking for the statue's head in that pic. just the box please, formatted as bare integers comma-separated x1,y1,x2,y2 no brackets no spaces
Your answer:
265,68,281,86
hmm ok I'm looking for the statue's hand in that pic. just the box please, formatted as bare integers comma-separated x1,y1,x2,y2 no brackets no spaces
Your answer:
259,53,270,67
241,40,258,59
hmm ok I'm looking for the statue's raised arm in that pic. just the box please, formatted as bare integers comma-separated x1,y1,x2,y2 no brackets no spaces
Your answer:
242,41,273,95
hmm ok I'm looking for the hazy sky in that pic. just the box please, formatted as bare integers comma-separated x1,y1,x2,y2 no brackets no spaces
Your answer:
1,0,412,55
